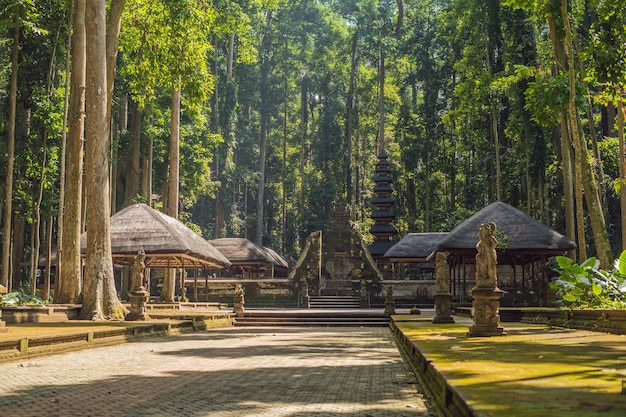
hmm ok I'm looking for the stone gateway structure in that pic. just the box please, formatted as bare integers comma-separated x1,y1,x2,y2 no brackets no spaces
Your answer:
290,198,382,298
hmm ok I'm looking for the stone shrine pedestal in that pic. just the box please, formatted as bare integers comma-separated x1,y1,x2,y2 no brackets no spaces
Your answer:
233,284,245,316
0,285,8,332
384,286,396,317
432,252,454,324
432,292,455,324
126,287,150,321
468,287,506,337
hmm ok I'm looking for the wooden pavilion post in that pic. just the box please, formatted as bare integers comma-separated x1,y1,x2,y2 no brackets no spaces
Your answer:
180,257,186,302
193,262,198,302
204,266,209,302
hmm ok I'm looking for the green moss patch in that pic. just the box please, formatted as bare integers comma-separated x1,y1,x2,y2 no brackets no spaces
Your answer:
394,319,626,417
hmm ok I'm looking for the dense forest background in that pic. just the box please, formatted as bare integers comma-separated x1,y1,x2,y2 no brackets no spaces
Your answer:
1,0,626,290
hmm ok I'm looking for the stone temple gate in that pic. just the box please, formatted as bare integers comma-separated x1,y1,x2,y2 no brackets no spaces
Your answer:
289,198,382,297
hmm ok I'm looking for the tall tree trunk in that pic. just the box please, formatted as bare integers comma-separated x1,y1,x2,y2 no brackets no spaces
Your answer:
81,0,126,320
44,218,53,298
560,0,612,267
558,122,576,259
300,74,308,237
11,217,25,290
161,86,181,303
111,93,128,211
57,0,86,304
167,87,180,220
123,103,142,207
378,48,385,154
56,0,74,291
212,35,224,238
30,132,48,294
617,97,626,250
256,10,272,246
1,24,19,289
424,159,431,231
105,0,125,138
142,134,153,202
491,101,501,201
345,31,358,205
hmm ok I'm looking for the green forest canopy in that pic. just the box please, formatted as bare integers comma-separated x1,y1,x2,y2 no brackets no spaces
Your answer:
1,0,626,279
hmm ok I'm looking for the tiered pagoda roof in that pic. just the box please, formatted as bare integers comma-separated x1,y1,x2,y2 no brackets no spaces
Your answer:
368,151,398,258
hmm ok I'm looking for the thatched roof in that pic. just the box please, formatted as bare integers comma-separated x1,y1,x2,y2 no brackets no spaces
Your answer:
384,233,448,261
261,246,289,268
80,204,230,269
208,238,280,266
436,202,576,255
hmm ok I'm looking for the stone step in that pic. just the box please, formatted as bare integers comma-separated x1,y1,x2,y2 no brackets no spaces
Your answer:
309,295,360,309
234,317,390,327
233,309,390,327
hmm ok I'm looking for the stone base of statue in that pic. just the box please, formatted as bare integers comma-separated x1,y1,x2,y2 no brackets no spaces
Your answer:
468,287,506,337
384,296,396,317
233,302,245,316
0,285,9,332
126,287,150,321
433,292,455,324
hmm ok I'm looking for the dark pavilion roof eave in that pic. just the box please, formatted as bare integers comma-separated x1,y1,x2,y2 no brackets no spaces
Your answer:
208,237,288,267
383,232,448,260
432,201,576,258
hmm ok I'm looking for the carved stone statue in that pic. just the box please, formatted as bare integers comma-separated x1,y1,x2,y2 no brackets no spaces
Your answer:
475,222,498,288
126,250,150,321
233,284,245,316
384,285,395,316
130,249,146,290
433,251,454,324
435,252,450,293
468,223,505,336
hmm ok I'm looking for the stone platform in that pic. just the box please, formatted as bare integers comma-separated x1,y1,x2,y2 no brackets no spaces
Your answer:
391,311,626,417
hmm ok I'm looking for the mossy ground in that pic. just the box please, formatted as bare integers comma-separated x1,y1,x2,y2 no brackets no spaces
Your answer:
394,315,626,416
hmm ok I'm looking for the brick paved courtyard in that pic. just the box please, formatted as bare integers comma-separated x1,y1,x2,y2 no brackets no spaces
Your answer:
0,327,433,417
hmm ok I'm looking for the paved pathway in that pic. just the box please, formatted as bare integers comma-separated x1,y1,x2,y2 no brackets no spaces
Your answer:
0,327,433,417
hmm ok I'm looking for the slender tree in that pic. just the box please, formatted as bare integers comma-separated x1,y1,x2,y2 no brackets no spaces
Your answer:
57,0,85,304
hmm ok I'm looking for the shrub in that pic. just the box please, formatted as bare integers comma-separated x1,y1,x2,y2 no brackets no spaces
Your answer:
0,283,51,307
550,250,626,309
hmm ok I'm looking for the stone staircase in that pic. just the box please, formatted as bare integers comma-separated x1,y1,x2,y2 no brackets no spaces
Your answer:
233,309,390,327
309,295,361,309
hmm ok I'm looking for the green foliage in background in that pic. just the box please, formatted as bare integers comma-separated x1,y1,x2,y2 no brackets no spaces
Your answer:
550,251,626,309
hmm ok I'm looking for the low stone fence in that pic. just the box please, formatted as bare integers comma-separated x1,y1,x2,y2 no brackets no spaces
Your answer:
381,280,436,302
1,305,81,324
453,306,626,335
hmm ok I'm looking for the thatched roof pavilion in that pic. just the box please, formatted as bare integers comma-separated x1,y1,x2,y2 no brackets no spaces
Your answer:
385,233,448,262
208,238,288,278
383,233,448,280
433,202,576,306
80,203,230,269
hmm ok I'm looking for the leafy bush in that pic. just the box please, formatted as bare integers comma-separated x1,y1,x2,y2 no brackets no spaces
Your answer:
0,283,51,307
550,251,626,309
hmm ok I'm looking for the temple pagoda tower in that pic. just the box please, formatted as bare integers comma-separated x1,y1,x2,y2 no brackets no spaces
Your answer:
368,151,398,266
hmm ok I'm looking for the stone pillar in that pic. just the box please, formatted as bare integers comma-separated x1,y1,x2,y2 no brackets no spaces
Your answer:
126,250,151,321
384,285,395,316
233,284,245,316
433,252,455,324
468,223,505,337
0,284,8,332
359,279,368,308
300,277,310,308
